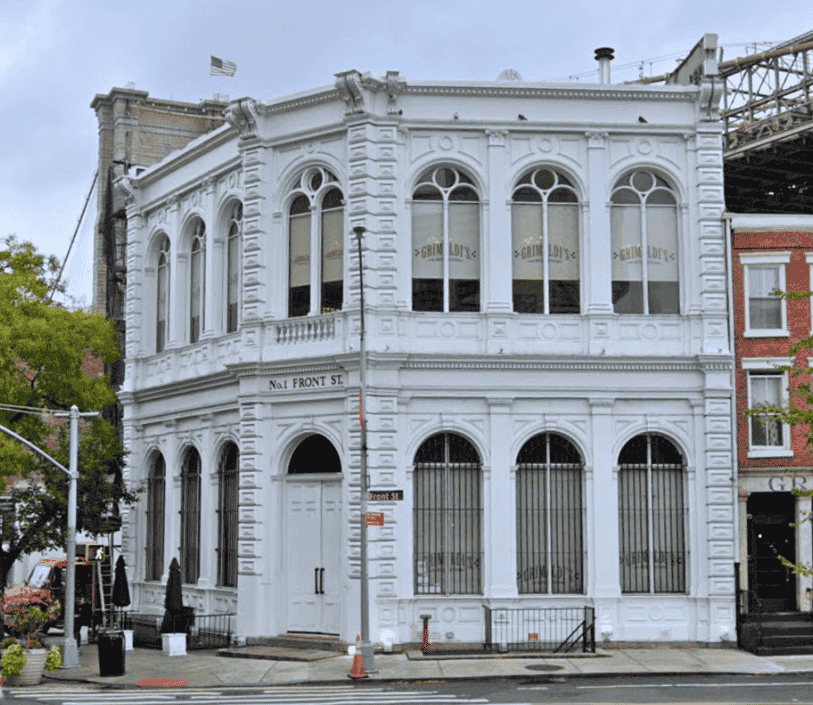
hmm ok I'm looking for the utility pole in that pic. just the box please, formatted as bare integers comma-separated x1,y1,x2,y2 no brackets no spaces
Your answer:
354,225,375,673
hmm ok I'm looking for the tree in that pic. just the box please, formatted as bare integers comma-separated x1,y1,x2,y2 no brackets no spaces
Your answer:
0,234,137,591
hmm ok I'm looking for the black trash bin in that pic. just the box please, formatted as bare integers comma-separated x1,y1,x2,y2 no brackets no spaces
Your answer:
97,630,125,676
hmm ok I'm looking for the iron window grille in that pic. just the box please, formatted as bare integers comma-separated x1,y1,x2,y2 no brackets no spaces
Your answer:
618,434,687,594
180,447,202,584
217,442,239,588
516,433,585,594
414,433,483,595
145,453,165,581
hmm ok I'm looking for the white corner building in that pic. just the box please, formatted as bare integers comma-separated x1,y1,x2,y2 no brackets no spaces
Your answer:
116,36,736,647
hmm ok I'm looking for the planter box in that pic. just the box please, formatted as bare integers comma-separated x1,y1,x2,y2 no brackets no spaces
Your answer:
3,649,47,686
162,633,186,657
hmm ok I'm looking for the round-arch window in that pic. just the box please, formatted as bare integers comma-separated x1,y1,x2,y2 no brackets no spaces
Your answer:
288,435,341,474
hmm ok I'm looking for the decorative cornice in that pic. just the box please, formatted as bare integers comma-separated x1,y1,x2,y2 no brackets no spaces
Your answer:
402,355,731,373
403,84,697,102
256,89,342,116
385,70,407,115
335,70,366,115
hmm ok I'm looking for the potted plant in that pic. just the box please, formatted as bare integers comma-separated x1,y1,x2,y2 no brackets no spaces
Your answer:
1,590,62,686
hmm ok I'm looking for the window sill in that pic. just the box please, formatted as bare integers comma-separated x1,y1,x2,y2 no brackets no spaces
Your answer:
743,329,790,338
747,448,794,458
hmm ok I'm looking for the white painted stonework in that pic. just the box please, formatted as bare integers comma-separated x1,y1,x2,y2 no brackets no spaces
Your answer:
117,41,734,647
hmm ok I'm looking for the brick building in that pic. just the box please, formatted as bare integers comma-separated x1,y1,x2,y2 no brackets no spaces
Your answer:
730,214,813,614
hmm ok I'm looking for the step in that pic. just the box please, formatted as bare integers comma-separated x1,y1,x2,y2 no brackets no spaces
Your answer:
260,633,343,652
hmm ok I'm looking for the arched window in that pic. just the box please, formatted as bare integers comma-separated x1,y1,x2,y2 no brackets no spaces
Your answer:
189,219,206,342
618,433,686,593
412,166,480,312
217,442,239,587
226,202,242,334
156,234,170,353
516,433,584,594
146,453,165,581
288,168,344,317
413,433,482,594
180,447,202,584
611,170,679,314
512,168,580,314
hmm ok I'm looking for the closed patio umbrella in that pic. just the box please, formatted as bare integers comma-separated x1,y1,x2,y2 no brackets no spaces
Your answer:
161,558,184,633
112,555,131,629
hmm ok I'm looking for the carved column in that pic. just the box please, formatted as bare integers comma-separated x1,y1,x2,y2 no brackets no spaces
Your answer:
202,179,217,339
486,399,516,598
166,196,182,349
486,129,511,312
585,132,612,315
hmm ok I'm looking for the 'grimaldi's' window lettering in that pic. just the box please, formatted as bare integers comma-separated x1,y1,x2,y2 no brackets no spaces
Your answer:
512,168,580,314
611,169,679,315
412,166,480,313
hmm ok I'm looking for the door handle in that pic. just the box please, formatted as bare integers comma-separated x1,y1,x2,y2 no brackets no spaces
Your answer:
320,568,325,594
315,568,319,595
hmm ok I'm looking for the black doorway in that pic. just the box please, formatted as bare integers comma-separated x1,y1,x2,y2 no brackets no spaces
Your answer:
747,492,797,612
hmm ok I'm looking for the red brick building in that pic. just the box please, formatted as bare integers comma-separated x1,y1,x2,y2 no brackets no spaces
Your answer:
731,214,813,613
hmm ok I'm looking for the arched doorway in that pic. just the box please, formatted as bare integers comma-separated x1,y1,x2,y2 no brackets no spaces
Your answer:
286,434,342,634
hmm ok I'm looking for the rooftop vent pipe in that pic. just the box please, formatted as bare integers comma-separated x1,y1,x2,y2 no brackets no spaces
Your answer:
595,47,615,84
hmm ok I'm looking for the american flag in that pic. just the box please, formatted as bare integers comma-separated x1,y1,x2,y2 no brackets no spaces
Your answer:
210,55,236,77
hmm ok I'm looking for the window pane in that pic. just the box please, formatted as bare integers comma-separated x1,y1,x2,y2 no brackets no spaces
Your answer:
412,201,444,311
449,202,479,312
652,467,685,593
513,203,544,313
751,415,783,446
516,467,548,594
750,298,782,329
548,203,579,314
227,230,239,333
289,212,311,317
646,205,679,314
612,205,643,313
157,256,167,352
619,467,649,592
190,242,204,343
550,467,583,593
321,207,344,312
749,266,780,296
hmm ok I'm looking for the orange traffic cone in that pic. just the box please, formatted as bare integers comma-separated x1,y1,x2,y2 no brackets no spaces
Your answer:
348,635,368,679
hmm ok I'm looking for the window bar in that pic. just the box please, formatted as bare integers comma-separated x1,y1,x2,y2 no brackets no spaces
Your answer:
646,438,655,593
542,201,550,315
640,202,649,315
545,435,553,594
442,199,450,313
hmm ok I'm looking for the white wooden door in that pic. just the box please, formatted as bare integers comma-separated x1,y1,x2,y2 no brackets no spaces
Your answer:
320,482,342,634
287,481,322,631
287,480,342,634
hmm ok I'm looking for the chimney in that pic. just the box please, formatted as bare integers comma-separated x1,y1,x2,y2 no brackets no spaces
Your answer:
594,47,615,84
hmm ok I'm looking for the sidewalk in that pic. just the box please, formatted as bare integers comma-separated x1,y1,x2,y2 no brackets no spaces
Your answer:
40,642,813,689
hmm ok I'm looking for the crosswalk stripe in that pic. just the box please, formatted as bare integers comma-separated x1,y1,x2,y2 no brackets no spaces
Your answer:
9,685,491,705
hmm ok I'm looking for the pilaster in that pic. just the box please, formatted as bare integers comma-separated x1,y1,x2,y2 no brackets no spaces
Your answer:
486,399,516,597
585,132,612,315
486,130,511,313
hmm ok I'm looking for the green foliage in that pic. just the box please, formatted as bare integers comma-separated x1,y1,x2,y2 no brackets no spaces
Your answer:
0,234,137,582
1,643,26,677
45,644,61,672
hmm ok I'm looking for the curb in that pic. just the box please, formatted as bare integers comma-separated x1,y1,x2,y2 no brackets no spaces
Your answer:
41,667,810,690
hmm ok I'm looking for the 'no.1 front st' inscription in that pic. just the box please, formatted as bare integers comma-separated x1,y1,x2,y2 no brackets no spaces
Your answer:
269,373,344,391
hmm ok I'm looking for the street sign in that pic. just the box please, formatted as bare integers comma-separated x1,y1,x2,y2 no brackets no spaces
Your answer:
365,512,384,526
369,490,403,501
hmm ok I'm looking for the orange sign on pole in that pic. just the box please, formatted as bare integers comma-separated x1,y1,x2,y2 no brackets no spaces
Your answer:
365,512,384,526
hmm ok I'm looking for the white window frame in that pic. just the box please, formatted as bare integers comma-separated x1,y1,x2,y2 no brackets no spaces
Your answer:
743,357,793,458
739,252,790,338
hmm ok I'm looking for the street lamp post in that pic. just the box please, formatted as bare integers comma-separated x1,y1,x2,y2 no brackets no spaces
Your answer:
353,225,376,673
0,405,97,670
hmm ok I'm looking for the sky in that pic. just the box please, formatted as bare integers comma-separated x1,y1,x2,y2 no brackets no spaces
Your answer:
0,0,809,309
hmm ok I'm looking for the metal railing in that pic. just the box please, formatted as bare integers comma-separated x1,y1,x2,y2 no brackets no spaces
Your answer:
484,606,595,653
127,611,235,650
735,561,765,654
